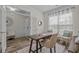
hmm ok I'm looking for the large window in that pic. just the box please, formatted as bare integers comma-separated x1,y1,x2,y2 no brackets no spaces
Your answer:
48,9,73,35
49,14,58,33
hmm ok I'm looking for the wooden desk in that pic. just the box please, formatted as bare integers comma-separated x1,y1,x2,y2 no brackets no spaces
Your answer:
29,33,53,53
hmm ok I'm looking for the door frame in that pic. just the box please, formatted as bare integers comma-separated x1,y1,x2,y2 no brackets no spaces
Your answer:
0,5,6,53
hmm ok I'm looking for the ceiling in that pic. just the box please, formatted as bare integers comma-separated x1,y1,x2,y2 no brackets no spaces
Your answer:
8,5,62,13
29,5,61,12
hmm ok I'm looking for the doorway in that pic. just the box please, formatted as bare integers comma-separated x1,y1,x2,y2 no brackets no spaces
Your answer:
6,6,31,52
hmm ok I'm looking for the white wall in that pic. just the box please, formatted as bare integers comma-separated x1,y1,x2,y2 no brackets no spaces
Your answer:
72,6,79,35
6,11,15,36
0,7,2,42
43,14,49,32
11,5,44,35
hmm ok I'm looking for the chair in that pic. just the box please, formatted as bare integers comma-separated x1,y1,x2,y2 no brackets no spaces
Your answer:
68,33,79,53
39,33,58,53
68,36,78,53
57,30,73,49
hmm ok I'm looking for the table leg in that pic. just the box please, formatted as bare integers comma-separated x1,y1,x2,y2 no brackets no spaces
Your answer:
36,40,39,53
50,48,52,53
54,46,56,53
39,42,42,52
29,39,33,53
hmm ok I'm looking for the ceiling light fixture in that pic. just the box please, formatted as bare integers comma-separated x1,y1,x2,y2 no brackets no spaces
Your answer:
6,6,16,11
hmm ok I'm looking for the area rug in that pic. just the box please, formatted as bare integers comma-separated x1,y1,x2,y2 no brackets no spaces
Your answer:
6,37,32,53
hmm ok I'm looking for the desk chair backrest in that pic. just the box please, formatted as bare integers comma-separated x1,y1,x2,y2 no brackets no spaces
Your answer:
44,33,58,48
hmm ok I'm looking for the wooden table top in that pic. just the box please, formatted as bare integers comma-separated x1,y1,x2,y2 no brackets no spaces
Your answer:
29,32,53,40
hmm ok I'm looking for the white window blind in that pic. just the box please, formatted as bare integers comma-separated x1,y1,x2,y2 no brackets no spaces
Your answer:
48,8,73,35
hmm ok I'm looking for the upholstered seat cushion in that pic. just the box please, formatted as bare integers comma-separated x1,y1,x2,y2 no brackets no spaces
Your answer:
63,31,72,37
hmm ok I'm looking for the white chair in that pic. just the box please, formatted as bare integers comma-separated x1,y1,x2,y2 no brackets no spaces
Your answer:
57,30,73,49
68,36,79,53
68,37,77,52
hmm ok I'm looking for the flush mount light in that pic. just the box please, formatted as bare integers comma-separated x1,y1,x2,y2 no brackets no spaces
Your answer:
6,6,16,11
10,7,16,11
9,7,16,11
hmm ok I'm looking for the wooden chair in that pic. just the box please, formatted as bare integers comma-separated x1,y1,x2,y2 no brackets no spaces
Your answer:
39,33,58,53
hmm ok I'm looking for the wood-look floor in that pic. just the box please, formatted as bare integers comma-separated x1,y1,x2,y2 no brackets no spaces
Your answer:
6,37,31,53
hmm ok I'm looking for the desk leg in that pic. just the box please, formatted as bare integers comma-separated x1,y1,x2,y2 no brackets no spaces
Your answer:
54,46,56,53
50,48,52,53
36,40,39,53
29,39,33,53
39,42,42,52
